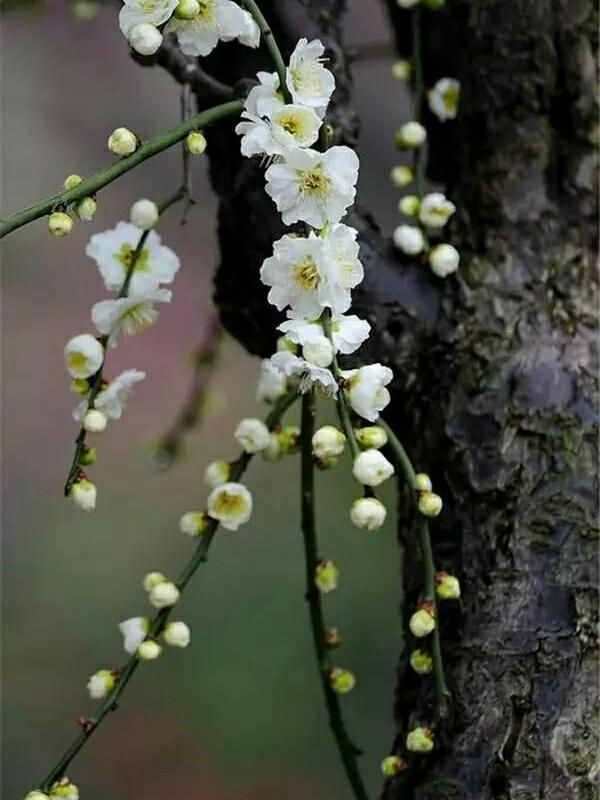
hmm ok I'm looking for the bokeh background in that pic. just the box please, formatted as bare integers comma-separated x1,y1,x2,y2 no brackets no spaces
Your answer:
2,4,411,797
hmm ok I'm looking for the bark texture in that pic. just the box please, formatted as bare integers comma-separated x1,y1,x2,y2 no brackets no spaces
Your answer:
160,1,599,797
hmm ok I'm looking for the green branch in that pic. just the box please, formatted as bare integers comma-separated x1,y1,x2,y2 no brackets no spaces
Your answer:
411,7,426,199
0,100,243,240
300,391,370,800
241,0,292,103
378,418,450,716
41,388,299,791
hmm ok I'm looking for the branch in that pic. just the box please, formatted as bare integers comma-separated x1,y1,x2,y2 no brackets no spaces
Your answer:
300,391,370,800
241,0,291,102
0,100,243,240
40,388,299,791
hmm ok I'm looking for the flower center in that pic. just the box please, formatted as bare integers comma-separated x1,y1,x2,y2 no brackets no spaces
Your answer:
443,85,459,112
278,114,302,136
289,66,322,97
115,244,150,274
66,352,89,372
197,0,214,20
298,166,331,199
292,257,320,291
214,491,245,515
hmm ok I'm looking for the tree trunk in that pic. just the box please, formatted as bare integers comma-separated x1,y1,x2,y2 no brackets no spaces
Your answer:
162,1,599,796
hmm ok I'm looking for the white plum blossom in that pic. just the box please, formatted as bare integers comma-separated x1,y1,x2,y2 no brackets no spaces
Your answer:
119,0,178,37
320,223,364,302
163,621,191,648
286,38,335,113
86,222,180,295
279,313,370,358
237,8,260,47
204,459,230,488
207,482,253,530
428,78,460,121
264,146,359,228
164,0,258,57
179,511,207,537
352,449,395,487
70,478,97,511
341,363,393,422
119,616,150,654
350,497,387,531
419,192,456,229
94,369,146,419
303,337,334,367
393,224,426,255
92,288,172,347
149,580,180,609
429,243,460,277
234,418,271,453
312,426,345,460
236,103,322,158
244,71,283,118
64,334,104,379
256,359,288,404
269,350,337,395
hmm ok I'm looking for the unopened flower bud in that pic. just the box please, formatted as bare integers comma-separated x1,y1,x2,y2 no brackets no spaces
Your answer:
329,667,356,694
137,639,162,661
204,460,230,489
391,59,411,80
234,418,271,453
393,224,426,255
409,606,436,638
75,196,97,222
107,127,138,156
163,620,191,648
143,571,167,593
381,755,407,777
409,649,433,674
395,121,427,149
49,779,79,800
174,0,200,18
185,131,207,155
25,792,49,800
354,426,388,449
82,408,108,433
87,668,116,699
429,243,460,277
303,337,334,368
390,165,413,187
70,478,97,512
79,445,97,466
315,560,339,594
149,580,180,609
262,432,283,461
353,450,394,487
324,627,342,648
63,174,83,191
312,425,346,460
406,726,434,753
398,195,420,216
130,198,159,230
414,472,432,493
436,571,461,600
70,378,90,395
350,497,387,531
48,211,73,237
418,492,443,517
179,511,208,537
129,23,163,55
278,425,300,455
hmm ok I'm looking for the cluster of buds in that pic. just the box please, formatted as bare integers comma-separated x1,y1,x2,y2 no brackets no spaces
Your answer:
47,174,98,239
25,778,79,800
415,472,443,518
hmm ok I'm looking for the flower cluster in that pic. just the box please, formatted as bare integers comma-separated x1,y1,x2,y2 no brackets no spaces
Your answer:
389,1,461,279
64,201,181,511
118,0,260,58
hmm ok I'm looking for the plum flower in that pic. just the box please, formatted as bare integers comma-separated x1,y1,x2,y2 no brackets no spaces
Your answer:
264,146,359,228
341,363,393,422
286,38,335,114
428,78,460,121
236,103,322,158
92,288,172,347
164,0,258,57
86,222,180,295
279,313,370,356
119,0,178,36
269,351,337,395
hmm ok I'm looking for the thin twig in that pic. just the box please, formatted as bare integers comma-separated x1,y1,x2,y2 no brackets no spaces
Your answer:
153,317,222,469
41,388,299,791
378,417,450,717
63,189,186,496
0,100,243,240
300,391,370,800
241,0,292,103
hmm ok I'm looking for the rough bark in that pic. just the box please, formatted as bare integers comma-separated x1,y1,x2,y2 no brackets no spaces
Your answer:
160,1,599,797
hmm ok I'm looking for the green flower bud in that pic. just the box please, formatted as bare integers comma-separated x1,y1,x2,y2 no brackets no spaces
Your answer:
49,778,79,800
174,0,200,19
398,195,420,217
70,378,90,395
143,571,167,593
48,212,73,237
381,755,407,777
79,445,97,466
414,472,433,493
390,165,413,187
63,174,83,190
409,605,436,638
278,425,300,455
315,560,339,593
391,59,411,80
329,667,356,694
185,131,207,155
179,511,209,537
137,639,162,661
436,571,461,600
406,726,434,753
354,426,388,449
418,491,443,517
75,196,97,222
409,649,433,674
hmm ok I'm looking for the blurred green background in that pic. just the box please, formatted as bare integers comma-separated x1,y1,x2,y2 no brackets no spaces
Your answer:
1,3,410,798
